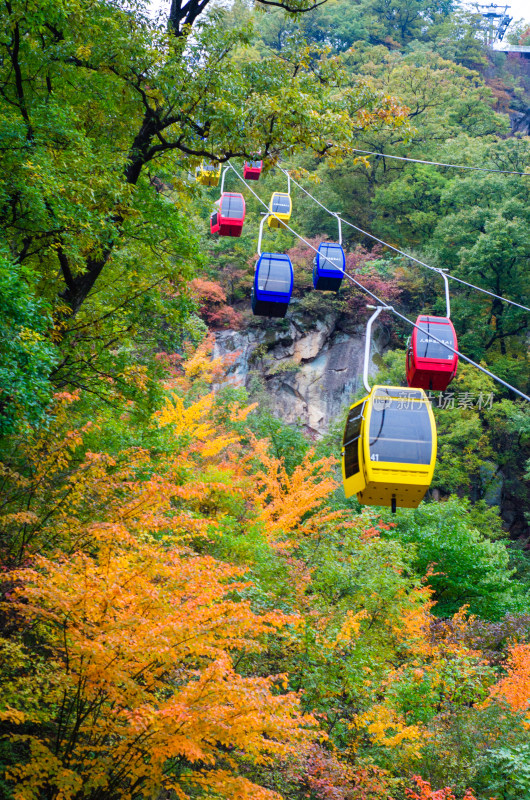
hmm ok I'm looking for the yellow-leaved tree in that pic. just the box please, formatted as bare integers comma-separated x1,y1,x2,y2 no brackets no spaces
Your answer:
0,344,317,800
3,524,312,800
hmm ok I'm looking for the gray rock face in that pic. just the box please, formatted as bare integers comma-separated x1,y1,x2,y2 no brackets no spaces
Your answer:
214,307,382,435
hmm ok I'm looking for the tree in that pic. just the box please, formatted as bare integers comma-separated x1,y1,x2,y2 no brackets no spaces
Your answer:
488,642,530,714
191,278,242,329
0,0,408,427
382,497,523,619
0,252,57,434
474,744,530,800
429,168,530,360
360,0,455,47
257,0,373,54
293,46,506,239
2,527,314,800
0,0,404,317
169,0,331,36
0,357,319,799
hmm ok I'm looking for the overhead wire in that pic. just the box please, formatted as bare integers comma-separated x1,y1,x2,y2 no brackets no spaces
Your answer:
279,167,530,314
350,148,530,176
228,161,530,404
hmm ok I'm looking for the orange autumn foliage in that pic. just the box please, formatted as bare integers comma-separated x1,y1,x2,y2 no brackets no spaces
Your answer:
166,331,238,390
1,334,486,800
405,775,478,800
190,278,242,330
289,743,395,800
249,437,347,547
4,525,313,800
488,642,530,714
1,340,354,800
0,390,139,562
0,336,254,563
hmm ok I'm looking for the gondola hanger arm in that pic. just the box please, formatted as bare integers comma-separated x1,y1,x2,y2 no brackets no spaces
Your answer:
335,213,342,246
257,213,270,256
363,305,385,393
219,164,234,195
439,269,450,318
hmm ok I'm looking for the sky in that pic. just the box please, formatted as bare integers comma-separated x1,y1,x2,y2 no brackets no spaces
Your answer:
148,0,529,31
501,1,529,24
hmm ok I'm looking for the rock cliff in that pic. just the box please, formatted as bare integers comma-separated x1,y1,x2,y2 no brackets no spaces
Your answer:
214,301,387,436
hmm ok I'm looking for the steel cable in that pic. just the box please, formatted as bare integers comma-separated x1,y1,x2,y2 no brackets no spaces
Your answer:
227,161,530,403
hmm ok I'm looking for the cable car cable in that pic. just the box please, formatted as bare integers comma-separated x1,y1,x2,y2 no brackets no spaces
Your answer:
382,304,530,404
339,217,530,314
350,148,530,176
228,162,530,404
279,168,530,314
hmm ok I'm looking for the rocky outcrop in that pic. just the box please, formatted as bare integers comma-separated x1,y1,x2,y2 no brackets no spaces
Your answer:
214,303,385,435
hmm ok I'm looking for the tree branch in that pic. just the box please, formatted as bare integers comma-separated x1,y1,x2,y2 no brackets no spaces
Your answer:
256,0,328,11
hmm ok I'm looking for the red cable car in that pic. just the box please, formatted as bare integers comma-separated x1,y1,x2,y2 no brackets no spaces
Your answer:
406,315,458,391
210,192,246,237
243,160,263,181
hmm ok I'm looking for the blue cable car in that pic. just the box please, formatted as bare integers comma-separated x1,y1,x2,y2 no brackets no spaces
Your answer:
313,242,345,291
252,252,293,318
251,213,294,318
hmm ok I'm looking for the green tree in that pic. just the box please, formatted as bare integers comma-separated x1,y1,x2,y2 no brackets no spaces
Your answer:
475,744,530,800
415,704,529,796
0,0,407,426
430,168,530,361
0,0,400,315
360,0,455,47
293,46,507,241
0,252,57,434
382,497,524,619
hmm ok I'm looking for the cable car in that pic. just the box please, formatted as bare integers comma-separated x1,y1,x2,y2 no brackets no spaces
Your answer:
243,160,263,181
252,252,293,318
195,163,221,187
406,315,458,391
210,193,246,237
268,193,292,229
313,243,345,291
342,385,437,511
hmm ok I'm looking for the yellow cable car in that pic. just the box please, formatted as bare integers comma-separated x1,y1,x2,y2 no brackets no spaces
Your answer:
342,385,437,511
195,163,221,187
268,192,292,229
